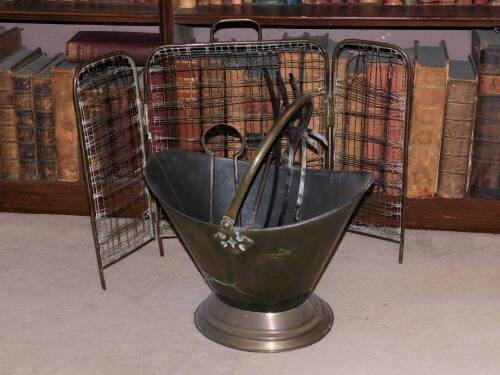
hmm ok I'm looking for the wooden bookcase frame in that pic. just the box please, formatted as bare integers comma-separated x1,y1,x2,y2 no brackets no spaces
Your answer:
0,0,499,234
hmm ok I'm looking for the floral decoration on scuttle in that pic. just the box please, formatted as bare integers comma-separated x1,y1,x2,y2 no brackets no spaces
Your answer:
214,229,254,253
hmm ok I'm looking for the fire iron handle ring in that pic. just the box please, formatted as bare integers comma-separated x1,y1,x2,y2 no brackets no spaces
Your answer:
209,19,263,43
201,123,246,159
221,93,312,231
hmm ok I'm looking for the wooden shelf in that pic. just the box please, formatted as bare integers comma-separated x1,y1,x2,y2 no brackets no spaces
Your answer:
0,180,88,216
1,179,499,233
0,1,159,25
174,4,500,29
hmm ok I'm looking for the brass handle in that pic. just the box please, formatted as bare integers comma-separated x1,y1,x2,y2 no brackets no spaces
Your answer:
209,19,263,43
221,93,312,230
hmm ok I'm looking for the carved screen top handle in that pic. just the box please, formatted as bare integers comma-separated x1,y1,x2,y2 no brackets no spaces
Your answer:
210,19,263,43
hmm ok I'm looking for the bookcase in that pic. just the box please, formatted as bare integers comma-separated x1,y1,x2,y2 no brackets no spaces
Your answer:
0,0,499,234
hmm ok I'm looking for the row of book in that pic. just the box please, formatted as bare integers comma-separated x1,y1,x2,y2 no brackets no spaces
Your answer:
179,0,500,6
0,0,158,4
0,27,80,182
406,30,499,200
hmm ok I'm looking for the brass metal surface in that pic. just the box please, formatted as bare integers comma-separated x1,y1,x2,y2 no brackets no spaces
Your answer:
194,293,333,352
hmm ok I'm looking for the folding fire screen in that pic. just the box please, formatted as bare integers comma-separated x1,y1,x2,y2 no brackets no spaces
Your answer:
73,21,413,288
74,22,330,288
331,40,413,263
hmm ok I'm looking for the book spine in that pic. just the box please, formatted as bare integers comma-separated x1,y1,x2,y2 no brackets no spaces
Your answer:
178,0,197,6
13,74,38,180
333,54,349,171
407,64,448,198
201,57,226,156
364,62,389,192
175,59,201,152
148,70,170,152
53,67,81,182
0,71,20,178
345,78,365,172
34,76,57,180
107,84,140,178
470,95,500,198
225,64,246,158
385,63,406,197
437,79,477,198
303,50,326,169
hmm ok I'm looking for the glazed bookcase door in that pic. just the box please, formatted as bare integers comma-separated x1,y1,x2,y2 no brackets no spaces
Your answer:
330,40,413,263
74,54,158,289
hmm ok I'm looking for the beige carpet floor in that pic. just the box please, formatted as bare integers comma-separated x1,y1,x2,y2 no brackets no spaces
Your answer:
0,213,499,375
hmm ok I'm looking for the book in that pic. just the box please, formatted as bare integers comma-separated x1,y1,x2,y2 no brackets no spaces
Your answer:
13,53,56,180
175,58,201,152
225,56,246,143
148,68,171,152
437,58,478,199
178,0,197,6
470,30,500,198
0,27,22,63
200,56,225,156
34,53,66,180
0,48,43,179
52,59,81,182
407,41,449,199
384,63,407,197
364,61,389,191
66,31,161,66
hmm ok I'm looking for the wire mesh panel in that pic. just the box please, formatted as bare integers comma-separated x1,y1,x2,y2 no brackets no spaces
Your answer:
74,54,157,288
331,40,412,262
145,40,329,169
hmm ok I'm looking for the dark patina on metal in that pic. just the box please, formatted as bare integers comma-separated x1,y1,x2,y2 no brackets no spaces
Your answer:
144,95,373,352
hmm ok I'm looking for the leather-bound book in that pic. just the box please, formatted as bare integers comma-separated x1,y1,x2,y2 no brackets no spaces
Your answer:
178,0,197,6
175,58,201,151
34,53,65,180
13,54,57,180
385,63,407,197
225,56,246,153
407,41,449,199
470,30,500,198
148,68,169,152
0,48,42,179
66,31,161,66
0,27,22,62
200,56,225,143
52,59,81,182
344,77,365,172
437,58,478,198
364,61,389,191
472,30,500,76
